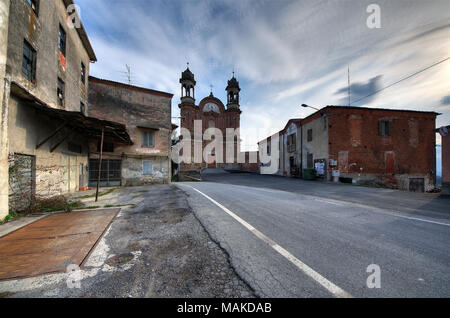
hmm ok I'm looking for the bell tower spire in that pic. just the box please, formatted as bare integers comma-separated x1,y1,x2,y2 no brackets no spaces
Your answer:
226,72,241,110
180,63,196,105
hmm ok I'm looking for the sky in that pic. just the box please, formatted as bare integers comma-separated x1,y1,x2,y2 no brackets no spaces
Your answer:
76,0,450,152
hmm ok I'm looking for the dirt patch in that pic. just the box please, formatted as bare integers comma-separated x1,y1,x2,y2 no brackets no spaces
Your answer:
106,253,134,266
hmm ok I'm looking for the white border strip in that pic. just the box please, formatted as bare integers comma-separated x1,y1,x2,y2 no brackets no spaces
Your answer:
188,186,353,298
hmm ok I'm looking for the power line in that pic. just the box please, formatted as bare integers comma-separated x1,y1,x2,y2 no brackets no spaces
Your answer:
351,57,450,105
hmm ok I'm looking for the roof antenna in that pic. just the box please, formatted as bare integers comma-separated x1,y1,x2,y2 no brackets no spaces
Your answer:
210,84,213,95
348,65,351,106
125,64,131,85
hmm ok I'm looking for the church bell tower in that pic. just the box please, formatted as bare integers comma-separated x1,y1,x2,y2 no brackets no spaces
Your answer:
180,65,196,105
226,73,240,110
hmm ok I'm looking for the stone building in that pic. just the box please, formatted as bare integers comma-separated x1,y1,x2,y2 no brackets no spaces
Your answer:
0,0,131,217
88,76,174,186
259,106,439,192
178,67,243,171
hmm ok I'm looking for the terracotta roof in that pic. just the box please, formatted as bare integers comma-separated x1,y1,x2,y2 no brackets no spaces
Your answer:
89,76,174,98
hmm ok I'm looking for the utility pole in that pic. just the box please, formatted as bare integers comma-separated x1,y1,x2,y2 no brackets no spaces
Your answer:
125,64,131,85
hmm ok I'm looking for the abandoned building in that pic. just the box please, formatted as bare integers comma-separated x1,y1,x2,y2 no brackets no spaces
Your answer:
437,125,449,195
88,76,174,186
0,0,132,217
178,67,244,171
258,106,439,192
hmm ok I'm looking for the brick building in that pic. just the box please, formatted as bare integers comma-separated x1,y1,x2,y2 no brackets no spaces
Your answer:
88,76,174,186
259,106,439,192
0,0,131,217
437,125,450,195
178,67,242,171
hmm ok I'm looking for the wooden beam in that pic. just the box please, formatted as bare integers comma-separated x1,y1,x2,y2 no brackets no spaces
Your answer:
95,127,105,202
50,131,73,153
36,121,68,149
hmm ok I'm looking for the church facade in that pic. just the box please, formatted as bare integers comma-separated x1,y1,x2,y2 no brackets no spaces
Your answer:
178,67,242,171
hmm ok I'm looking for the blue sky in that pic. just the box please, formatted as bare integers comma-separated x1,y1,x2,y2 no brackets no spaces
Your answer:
77,0,450,152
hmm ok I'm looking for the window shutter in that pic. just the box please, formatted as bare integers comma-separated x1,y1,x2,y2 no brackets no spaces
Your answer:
143,161,153,175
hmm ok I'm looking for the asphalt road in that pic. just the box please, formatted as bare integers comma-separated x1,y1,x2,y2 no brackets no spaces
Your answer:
177,176,450,298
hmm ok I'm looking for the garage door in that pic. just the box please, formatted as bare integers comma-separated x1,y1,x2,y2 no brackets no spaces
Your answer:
88,159,122,187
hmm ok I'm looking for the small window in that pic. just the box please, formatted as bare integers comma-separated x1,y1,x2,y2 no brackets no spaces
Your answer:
379,121,391,136
307,153,314,169
97,142,114,153
27,0,39,14
267,144,271,156
81,62,86,84
80,102,85,115
57,78,65,107
142,131,155,147
142,161,153,175
307,129,313,142
58,24,66,57
22,40,37,82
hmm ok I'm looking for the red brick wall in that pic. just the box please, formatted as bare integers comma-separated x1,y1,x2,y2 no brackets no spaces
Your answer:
179,96,241,169
443,134,450,183
327,107,436,189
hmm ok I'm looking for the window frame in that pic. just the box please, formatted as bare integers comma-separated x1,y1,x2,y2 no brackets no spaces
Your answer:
307,129,313,142
379,120,391,137
22,40,37,82
26,0,39,15
81,62,86,84
57,77,65,107
142,160,153,176
58,24,67,57
142,131,155,148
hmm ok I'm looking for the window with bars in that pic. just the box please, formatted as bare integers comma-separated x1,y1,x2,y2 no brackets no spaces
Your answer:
57,78,65,107
142,161,153,175
22,40,37,82
142,131,155,147
58,24,66,57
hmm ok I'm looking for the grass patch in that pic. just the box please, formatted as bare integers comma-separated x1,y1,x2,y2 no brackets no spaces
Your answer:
0,292,14,298
75,188,117,200
133,190,149,194
0,211,20,225
34,196,83,213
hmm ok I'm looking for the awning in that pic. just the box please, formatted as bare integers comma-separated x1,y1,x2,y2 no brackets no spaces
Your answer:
11,82,133,145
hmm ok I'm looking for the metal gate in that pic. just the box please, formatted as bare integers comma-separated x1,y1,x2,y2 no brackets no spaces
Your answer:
9,154,35,212
88,159,122,187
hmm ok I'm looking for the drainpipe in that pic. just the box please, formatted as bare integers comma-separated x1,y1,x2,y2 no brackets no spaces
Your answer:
0,0,11,220
95,127,104,202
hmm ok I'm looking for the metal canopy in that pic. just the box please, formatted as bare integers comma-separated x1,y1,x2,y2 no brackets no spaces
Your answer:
11,82,133,145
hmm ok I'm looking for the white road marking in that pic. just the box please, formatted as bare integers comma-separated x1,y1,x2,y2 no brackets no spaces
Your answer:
203,183,450,227
187,185,353,298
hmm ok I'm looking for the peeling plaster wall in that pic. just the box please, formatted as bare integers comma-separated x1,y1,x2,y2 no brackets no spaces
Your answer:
88,78,173,185
328,108,437,191
8,95,89,211
0,0,11,219
6,0,90,111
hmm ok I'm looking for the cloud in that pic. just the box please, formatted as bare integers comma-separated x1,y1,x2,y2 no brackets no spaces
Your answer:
76,0,450,147
441,95,450,105
334,75,383,105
